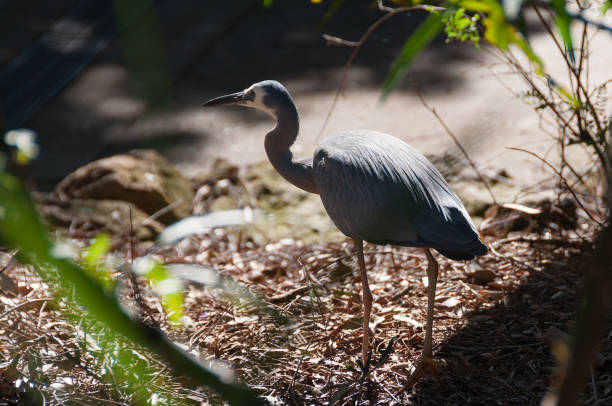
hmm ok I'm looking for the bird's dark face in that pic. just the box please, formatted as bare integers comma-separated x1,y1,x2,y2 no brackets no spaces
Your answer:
202,80,291,118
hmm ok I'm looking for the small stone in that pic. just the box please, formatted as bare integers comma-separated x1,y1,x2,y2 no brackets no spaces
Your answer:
465,262,496,283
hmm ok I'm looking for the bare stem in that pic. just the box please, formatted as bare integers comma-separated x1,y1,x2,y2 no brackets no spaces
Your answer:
508,147,604,227
530,2,605,146
415,90,497,205
317,1,444,140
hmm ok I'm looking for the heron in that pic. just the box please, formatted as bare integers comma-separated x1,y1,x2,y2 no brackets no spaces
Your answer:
203,80,487,373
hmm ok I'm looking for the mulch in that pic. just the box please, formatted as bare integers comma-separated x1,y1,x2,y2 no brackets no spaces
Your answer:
0,204,610,405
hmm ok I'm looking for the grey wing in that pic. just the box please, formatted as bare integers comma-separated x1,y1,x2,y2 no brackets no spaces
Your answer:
313,131,486,259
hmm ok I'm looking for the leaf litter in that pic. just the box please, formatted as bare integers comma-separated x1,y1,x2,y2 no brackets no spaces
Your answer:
1,188,611,404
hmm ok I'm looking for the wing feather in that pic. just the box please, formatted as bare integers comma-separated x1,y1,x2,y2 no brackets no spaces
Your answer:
313,130,486,259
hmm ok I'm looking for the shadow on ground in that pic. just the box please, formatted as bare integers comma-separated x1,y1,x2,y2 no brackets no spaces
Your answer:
411,241,610,405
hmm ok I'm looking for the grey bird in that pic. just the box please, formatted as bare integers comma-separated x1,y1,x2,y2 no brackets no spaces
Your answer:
203,80,487,373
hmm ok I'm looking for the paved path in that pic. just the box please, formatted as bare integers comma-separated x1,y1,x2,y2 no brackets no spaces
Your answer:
3,1,611,192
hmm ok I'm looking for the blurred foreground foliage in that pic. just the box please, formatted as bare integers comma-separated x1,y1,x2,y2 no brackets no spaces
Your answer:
0,172,264,405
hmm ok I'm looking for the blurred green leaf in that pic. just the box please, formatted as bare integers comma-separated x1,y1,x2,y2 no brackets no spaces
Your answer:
163,291,184,324
134,256,184,325
602,0,611,14
479,0,514,49
555,82,581,107
444,8,481,47
382,10,448,97
0,173,264,405
166,263,290,326
458,0,493,13
550,0,575,63
82,233,114,292
459,0,544,71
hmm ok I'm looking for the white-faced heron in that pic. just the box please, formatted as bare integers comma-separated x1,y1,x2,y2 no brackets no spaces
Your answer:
203,80,487,374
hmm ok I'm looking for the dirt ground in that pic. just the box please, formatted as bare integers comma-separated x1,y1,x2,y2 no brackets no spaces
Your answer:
5,1,611,192
1,196,610,405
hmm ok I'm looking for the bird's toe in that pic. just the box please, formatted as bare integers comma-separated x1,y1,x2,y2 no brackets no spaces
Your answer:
398,356,447,393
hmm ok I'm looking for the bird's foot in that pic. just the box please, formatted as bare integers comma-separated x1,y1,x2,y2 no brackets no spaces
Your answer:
398,356,446,393
421,356,446,372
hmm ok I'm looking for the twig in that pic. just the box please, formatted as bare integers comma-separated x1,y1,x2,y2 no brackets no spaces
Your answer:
0,298,53,320
530,1,606,153
0,252,17,274
488,244,537,271
286,261,324,400
508,147,605,227
317,1,444,140
495,47,583,143
322,34,358,48
590,366,598,401
566,9,612,33
491,234,588,249
126,205,151,324
416,89,498,205
267,286,310,304
139,198,184,228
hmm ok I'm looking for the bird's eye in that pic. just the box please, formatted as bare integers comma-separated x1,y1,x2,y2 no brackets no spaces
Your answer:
245,90,255,101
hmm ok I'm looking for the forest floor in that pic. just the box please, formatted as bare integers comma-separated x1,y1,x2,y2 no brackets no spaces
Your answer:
1,170,611,405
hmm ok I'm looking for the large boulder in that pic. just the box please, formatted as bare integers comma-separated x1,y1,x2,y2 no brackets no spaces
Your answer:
56,150,193,224
35,194,164,240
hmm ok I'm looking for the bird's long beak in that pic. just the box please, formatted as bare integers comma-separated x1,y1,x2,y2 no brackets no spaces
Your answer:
202,91,248,107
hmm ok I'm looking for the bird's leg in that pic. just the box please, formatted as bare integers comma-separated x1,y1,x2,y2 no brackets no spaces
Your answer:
400,248,441,392
422,248,438,362
354,239,373,367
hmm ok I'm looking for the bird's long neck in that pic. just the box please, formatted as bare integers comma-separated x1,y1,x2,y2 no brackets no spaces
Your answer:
264,103,318,194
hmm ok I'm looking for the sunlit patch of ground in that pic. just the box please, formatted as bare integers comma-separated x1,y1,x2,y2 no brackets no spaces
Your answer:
2,208,609,405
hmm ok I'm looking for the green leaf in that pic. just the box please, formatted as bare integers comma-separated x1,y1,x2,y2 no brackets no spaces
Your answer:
0,173,264,405
133,256,185,325
166,263,290,326
163,291,184,324
550,0,575,63
444,8,481,47
382,10,448,97
460,0,543,71
602,0,611,14
82,233,114,292
459,0,493,13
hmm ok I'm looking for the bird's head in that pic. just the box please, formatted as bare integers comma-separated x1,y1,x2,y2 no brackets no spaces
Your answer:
202,80,295,119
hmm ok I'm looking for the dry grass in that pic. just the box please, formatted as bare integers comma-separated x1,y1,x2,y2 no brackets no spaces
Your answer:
1,202,610,405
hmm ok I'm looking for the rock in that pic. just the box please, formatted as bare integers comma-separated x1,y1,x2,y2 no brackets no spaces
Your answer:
56,150,193,224
243,161,342,243
481,198,577,237
465,261,496,283
451,180,519,218
35,193,164,240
